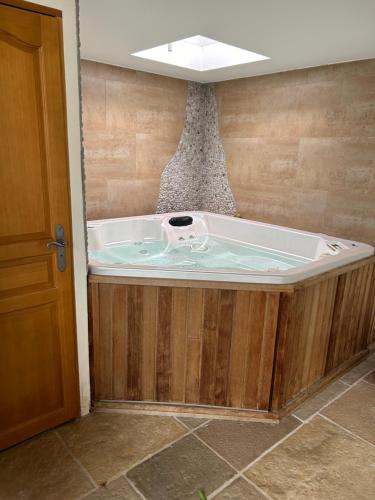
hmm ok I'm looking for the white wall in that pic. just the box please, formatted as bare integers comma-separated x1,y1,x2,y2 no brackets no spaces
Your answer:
26,0,90,415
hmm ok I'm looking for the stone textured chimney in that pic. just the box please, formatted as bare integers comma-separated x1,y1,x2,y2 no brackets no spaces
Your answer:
156,81,236,215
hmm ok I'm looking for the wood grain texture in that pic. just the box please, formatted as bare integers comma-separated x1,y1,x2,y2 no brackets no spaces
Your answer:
0,4,79,450
90,283,280,411
89,257,375,417
271,260,375,410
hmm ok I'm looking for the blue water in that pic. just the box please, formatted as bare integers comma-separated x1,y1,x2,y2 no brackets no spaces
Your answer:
89,236,309,272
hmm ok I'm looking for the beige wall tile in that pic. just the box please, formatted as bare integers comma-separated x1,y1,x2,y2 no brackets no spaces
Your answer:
82,75,106,131
135,133,178,180
81,60,187,219
217,58,375,245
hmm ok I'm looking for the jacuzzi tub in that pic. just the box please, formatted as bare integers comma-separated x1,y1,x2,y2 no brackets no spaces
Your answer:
87,212,374,284
88,212,375,421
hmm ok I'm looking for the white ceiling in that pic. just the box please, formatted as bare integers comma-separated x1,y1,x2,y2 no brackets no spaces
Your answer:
79,0,375,83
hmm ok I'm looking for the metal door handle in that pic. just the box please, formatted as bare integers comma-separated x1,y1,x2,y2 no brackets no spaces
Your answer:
47,240,65,249
47,224,67,271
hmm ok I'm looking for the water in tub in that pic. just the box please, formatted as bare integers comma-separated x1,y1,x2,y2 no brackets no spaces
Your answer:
89,219,310,272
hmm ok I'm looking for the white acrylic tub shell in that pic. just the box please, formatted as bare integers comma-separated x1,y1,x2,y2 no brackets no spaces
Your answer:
87,212,374,284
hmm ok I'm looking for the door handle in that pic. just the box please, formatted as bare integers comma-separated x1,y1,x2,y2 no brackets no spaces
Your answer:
47,224,66,271
47,240,65,249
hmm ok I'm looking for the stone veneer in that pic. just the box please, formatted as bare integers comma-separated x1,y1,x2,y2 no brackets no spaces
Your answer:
156,81,236,215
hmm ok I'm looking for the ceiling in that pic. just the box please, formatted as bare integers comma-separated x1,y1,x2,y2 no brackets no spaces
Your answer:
79,0,375,83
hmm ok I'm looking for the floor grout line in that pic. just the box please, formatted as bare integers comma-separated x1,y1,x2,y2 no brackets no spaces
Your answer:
339,380,351,386
317,413,375,449
296,368,375,426
99,417,216,488
239,420,305,475
291,414,304,423
173,416,211,432
192,430,273,499
126,475,148,500
74,487,99,500
360,378,374,386
206,473,241,499
241,474,274,500
192,431,238,472
53,430,97,490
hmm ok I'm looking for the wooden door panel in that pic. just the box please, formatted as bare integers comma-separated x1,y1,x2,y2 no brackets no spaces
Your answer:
0,27,50,242
0,255,54,298
0,304,64,429
0,1,80,449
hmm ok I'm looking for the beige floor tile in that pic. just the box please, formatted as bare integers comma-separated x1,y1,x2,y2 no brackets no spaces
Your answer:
340,353,375,384
213,478,266,499
0,431,93,500
195,415,300,469
57,412,186,485
246,416,375,499
84,476,141,499
127,434,235,500
364,370,375,385
321,381,375,444
177,417,209,429
293,380,347,420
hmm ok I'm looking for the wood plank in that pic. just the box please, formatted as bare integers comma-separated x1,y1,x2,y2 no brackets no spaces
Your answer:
111,285,127,400
270,292,296,410
199,289,220,405
214,289,235,406
256,293,280,409
184,338,202,404
171,288,188,402
186,288,204,339
156,287,172,401
227,291,251,408
243,293,267,408
141,286,158,400
307,278,338,383
126,286,143,400
356,264,373,351
364,263,375,346
95,401,277,422
97,284,113,399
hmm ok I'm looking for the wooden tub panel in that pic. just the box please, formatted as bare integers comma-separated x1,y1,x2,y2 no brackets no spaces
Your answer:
271,277,338,410
325,263,374,373
89,256,375,418
90,283,280,411
271,259,375,411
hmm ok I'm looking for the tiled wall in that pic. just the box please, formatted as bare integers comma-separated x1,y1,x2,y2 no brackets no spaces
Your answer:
82,58,375,246
81,60,187,220
215,59,375,245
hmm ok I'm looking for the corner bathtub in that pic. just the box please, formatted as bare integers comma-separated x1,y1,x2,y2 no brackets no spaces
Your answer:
88,213,375,422
87,212,373,284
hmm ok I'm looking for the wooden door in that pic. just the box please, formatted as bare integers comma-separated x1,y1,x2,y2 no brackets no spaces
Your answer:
0,0,80,450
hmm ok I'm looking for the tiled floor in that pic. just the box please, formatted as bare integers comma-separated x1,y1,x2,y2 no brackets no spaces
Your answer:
1,354,374,500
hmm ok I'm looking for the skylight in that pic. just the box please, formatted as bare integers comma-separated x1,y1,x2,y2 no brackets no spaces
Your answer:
131,35,269,72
